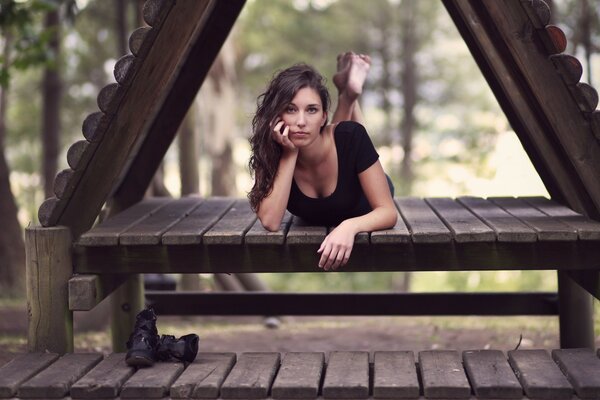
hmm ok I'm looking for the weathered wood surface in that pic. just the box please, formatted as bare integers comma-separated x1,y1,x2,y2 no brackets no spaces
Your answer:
68,274,128,311
202,199,257,245
396,197,451,243
3,349,599,399
425,197,495,242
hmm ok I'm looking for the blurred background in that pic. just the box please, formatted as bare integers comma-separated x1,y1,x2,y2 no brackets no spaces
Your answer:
0,0,598,300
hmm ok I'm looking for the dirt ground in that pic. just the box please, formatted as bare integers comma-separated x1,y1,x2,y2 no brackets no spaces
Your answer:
0,302,572,367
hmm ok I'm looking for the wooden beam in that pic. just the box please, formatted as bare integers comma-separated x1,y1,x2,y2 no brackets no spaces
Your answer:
110,1,246,214
68,274,128,311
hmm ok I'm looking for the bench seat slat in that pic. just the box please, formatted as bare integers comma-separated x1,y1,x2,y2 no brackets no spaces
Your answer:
120,361,184,399
245,211,293,245
396,198,452,243
457,196,537,242
0,353,59,398
370,209,411,244
419,350,470,399
119,197,203,245
463,350,522,399
271,352,324,399
161,198,235,245
373,351,419,399
77,198,172,246
552,348,600,398
17,353,103,398
322,351,369,399
170,352,236,399
70,353,134,399
524,196,600,240
508,350,573,399
203,199,257,245
287,216,327,245
220,352,280,399
426,197,496,242
490,197,578,241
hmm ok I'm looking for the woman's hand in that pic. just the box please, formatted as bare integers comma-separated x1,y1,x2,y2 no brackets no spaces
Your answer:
317,221,357,270
271,120,297,153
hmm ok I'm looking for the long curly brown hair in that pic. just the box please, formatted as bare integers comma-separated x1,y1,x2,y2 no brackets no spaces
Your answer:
248,64,330,211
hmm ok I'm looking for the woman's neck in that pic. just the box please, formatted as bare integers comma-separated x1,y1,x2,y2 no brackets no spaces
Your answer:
297,128,333,169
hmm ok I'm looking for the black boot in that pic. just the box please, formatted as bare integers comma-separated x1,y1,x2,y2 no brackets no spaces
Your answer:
156,334,199,363
125,308,160,367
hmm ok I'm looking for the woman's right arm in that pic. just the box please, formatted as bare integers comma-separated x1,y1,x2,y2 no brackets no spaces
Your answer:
257,121,298,231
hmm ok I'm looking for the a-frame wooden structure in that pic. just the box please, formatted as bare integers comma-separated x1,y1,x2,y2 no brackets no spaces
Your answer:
26,0,600,353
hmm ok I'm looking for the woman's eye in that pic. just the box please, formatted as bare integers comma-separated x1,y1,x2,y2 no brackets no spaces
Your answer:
308,107,318,113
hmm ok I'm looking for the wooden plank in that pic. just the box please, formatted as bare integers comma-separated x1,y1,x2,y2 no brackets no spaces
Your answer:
373,351,419,399
69,274,128,311
286,216,327,245
0,353,59,397
418,350,470,398
490,197,578,241
507,349,573,399
119,197,203,245
552,348,600,398
396,198,452,243
524,196,600,240
322,351,369,399
271,352,324,399
425,197,496,242
245,211,293,245
17,353,103,398
202,199,257,245
70,353,134,399
77,197,172,246
120,361,184,399
170,352,236,399
162,197,235,245
457,196,537,242
220,352,280,399
462,350,522,398
370,209,411,244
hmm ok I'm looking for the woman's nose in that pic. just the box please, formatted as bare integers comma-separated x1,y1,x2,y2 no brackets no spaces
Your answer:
296,112,306,126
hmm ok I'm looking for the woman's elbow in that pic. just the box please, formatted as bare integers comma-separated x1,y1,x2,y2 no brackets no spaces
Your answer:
386,207,398,228
258,214,282,232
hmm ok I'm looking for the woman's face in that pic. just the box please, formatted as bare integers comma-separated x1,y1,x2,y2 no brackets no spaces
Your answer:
280,87,327,146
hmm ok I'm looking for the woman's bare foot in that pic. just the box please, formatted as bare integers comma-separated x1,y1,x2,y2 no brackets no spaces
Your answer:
345,54,371,100
333,52,353,92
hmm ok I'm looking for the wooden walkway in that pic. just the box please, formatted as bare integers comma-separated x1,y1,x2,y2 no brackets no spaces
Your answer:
73,196,600,274
2,349,600,399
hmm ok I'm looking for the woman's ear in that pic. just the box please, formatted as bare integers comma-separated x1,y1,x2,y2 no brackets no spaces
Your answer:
321,112,328,128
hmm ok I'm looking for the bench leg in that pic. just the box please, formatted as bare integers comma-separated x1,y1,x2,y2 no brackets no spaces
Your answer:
557,271,594,348
25,226,73,353
110,274,144,352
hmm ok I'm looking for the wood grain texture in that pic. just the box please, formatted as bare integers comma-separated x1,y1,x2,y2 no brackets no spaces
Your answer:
53,168,75,199
545,25,567,54
322,351,369,399
552,348,600,399
419,350,470,398
120,361,184,398
426,197,495,242
143,0,173,27
286,216,327,245
245,211,293,245
396,197,451,243
113,54,136,86
220,352,280,399
66,140,89,170
129,27,152,57
97,83,122,115
68,274,128,311
271,352,324,399
0,353,59,397
17,353,103,398
373,351,419,399
370,208,411,244
70,353,134,399
170,352,236,399
202,199,257,245
463,350,522,398
508,349,573,399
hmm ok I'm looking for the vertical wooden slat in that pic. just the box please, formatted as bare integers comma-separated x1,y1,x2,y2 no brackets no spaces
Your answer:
170,352,236,399
220,353,280,399
462,350,522,398
507,350,573,399
271,352,324,399
552,348,600,398
418,350,470,398
396,198,452,243
0,353,59,398
373,351,419,399
322,351,369,399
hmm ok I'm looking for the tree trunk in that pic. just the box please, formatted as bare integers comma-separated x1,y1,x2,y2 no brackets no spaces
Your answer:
0,34,25,296
114,0,128,55
178,109,199,195
211,142,234,196
579,0,593,85
42,10,62,199
399,0,417,195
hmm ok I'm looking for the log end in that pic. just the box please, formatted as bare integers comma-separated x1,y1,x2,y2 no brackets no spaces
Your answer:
142,0,173,27
129,27,152,57
82,111,105,142
97,83,122,115
66,140,89,170
114,54,136,86
38,197,60,227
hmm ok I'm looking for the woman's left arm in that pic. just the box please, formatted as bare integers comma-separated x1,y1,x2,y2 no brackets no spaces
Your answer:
317,161,397,270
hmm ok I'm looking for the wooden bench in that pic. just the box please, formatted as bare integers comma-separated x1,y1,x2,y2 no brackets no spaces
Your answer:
25,195,600,354
3,349,600,399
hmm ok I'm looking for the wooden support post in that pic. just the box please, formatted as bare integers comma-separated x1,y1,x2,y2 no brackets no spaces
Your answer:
110,274,144,352
25,226,73,353
557,271,594,349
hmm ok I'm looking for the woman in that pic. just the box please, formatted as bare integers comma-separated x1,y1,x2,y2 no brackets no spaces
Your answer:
248,53,397,271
